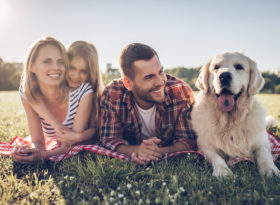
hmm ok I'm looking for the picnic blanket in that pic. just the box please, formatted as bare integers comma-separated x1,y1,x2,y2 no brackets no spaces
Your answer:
0,131,280,165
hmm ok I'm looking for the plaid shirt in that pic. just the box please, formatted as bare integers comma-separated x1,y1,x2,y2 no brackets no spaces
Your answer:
100,74,197,151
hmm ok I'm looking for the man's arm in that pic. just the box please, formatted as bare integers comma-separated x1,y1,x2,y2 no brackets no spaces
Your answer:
116,141,162,161
99,90,129,150
158,141,188,154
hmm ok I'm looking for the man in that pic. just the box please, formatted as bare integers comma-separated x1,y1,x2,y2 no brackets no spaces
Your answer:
100,43,197,165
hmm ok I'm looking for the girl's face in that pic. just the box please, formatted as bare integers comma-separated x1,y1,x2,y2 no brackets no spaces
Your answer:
31,44,66,87
66,56,89,88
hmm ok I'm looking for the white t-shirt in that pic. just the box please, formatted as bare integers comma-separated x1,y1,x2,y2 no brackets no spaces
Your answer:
135,103,156,139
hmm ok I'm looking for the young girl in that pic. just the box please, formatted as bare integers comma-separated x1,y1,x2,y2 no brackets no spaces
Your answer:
12,37,96,163
29,41,103,146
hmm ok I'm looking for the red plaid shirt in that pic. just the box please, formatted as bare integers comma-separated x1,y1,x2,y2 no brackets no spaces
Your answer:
100,74,197,151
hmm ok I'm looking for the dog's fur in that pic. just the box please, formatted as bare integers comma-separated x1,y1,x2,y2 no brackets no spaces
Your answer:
191,52,279,177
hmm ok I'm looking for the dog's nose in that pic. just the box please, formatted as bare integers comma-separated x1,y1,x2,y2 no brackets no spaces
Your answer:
219,72,232,86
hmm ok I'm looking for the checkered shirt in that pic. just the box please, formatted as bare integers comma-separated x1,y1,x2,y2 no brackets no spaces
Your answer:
99,74,197,151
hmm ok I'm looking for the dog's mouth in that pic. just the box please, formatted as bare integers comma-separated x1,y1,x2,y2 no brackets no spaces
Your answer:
216,88,243,112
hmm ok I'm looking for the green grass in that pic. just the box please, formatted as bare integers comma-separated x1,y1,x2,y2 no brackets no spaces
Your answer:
1,91,280,204
257,94,280,127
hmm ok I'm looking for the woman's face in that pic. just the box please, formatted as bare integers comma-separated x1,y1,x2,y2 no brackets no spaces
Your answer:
31,44,66,87
66,56,89,88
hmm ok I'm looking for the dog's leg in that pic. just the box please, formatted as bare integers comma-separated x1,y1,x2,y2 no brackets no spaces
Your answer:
255,145,280,176
202,147,233,178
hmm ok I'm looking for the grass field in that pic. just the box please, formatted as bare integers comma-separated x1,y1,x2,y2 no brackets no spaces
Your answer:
0,91,280,204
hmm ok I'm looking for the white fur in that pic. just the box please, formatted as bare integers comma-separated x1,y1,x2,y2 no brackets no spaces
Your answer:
266,115,278,128
191,52,279,177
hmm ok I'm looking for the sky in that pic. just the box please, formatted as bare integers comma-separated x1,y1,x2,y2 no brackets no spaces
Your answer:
0,0,279,73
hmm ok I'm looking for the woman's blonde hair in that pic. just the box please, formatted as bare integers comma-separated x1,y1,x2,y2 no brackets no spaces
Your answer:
67,41,104,128
21,36,69,103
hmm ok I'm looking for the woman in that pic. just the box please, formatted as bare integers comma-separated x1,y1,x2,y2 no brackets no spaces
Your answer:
28,41,103,146
12,37,94,163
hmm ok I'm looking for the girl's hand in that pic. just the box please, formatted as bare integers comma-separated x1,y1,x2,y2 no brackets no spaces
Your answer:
56,129,81,146
54,124,71,136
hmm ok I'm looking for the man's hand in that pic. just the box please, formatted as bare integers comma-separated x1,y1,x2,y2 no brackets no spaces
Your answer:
131,152,150,165
133,137,162,164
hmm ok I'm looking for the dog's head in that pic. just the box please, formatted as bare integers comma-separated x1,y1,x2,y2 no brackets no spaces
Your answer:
196,52,264,112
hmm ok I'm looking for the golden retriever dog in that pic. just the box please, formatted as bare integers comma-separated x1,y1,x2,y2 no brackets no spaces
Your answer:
191,52,280,177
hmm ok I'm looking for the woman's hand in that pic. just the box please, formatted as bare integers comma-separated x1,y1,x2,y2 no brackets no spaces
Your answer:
11,145,44,164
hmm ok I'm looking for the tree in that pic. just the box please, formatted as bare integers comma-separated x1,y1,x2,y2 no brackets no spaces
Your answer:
165,67,200,90
262,78,275,93
274,85,280,94
0,61,21,90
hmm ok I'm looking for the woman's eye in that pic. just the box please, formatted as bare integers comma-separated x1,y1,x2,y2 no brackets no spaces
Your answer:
43,60,51,64
57,60,65,65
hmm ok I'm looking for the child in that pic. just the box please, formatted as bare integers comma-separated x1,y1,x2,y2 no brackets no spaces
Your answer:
12,37,96,163
30,41,103,146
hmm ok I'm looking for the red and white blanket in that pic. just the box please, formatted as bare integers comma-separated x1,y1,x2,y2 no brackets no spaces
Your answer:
0,131,279,165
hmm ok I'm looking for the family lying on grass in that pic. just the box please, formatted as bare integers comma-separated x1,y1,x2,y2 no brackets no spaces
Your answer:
4,36,280,177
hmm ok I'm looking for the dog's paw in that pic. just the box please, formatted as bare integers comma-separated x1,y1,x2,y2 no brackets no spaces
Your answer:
259,164,280,176
213,165,233,178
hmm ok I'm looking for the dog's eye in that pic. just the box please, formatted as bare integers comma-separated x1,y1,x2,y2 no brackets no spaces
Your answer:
214,65,220,70
234,64,244,70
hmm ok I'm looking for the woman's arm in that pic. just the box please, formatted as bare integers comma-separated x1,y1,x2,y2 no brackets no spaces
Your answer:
12,97,46,163
20,97,45,150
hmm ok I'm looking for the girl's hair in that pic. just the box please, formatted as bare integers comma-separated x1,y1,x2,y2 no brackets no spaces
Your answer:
67,41,104,128
21,36,69,103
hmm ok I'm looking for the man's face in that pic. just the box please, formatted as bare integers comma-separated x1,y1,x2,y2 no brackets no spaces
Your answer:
128,55,167,109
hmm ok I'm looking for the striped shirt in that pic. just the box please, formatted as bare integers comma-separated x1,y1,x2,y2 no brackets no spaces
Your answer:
20,82,93,137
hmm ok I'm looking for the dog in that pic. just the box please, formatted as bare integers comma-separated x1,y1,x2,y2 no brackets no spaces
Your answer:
191,52,280,177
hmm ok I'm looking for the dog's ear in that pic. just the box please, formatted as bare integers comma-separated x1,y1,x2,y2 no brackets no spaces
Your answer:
247,58,265,96
196,58,212,93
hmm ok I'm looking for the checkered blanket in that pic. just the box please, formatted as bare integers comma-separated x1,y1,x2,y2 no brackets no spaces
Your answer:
0,131,279,165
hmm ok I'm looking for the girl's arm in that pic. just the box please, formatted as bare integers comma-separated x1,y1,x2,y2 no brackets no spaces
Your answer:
29,99,69,134
12,94,95,163
57,106,98,145
39,93,95,159
28,92,96,146
56,92,94,145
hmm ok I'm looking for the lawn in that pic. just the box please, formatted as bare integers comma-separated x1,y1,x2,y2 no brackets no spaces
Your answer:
0,91,280,204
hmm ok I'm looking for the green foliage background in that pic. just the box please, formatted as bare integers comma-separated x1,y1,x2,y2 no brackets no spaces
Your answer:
0,57,280,93
0,58,21,91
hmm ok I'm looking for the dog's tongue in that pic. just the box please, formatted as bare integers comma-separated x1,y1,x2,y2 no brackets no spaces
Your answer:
217,94,235,112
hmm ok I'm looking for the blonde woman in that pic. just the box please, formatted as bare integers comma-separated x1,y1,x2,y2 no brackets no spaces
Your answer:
28,41,103,146
12,37,94,163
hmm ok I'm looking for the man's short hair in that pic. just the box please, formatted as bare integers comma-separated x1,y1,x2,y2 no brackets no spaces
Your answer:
119,43,158,79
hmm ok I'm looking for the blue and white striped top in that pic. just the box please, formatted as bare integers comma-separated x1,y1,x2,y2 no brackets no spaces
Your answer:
20,82,93,138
